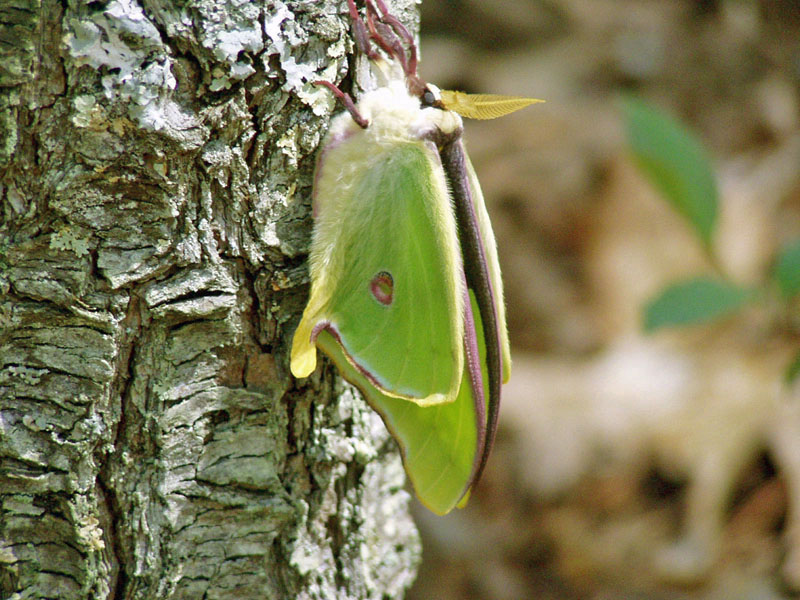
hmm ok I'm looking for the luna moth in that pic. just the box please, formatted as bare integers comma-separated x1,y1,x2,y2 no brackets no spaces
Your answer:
290,0,541,515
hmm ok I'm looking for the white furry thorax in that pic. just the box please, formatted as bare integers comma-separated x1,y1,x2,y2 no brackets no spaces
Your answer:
327,79,463,145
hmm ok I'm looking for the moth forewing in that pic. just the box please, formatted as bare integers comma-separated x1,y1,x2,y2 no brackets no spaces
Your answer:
463,152,512,383
435,135,504,489
293,87,466,407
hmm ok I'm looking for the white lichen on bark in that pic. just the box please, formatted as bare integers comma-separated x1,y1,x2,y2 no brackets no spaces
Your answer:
0,1,421,598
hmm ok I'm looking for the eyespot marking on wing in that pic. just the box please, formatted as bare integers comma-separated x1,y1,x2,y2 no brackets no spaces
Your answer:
370,271,394,306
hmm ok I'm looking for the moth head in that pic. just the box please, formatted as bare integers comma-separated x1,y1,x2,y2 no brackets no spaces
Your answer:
419,83,447,111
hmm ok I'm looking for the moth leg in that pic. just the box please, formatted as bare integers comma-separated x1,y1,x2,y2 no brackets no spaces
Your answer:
346,0,380,61
371,0,418,76
364,1,410,75
348,0,425,96
313,80,369,129
348,0,415,84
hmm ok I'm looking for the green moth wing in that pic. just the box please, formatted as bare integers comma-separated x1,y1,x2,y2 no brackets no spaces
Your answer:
463,151,512,383
316,288,489,515
291,127,505,512
291,138,464,406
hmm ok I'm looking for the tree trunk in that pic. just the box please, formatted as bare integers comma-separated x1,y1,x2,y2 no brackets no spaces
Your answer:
0,1,421,598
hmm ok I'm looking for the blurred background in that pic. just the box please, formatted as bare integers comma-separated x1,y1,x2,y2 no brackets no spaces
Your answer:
408,1,800,598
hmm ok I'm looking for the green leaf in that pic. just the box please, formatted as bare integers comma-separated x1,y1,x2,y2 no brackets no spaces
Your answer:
643,277,756,332
774,238,800,299
621,96,719,247
786,350,800,385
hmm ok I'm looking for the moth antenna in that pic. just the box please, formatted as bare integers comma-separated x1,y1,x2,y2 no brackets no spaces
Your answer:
346,0,380,60
313,80,369,129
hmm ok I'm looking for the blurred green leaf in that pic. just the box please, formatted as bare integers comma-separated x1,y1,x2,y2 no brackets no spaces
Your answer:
774,238,800,299
786,350,800,385
621,96,718,248
644,277,756,332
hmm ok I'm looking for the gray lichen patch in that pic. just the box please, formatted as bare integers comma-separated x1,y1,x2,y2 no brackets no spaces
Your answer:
64,1,176,130
49,226,92,257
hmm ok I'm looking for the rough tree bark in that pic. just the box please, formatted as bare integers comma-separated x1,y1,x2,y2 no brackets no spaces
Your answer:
0,1,421,598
